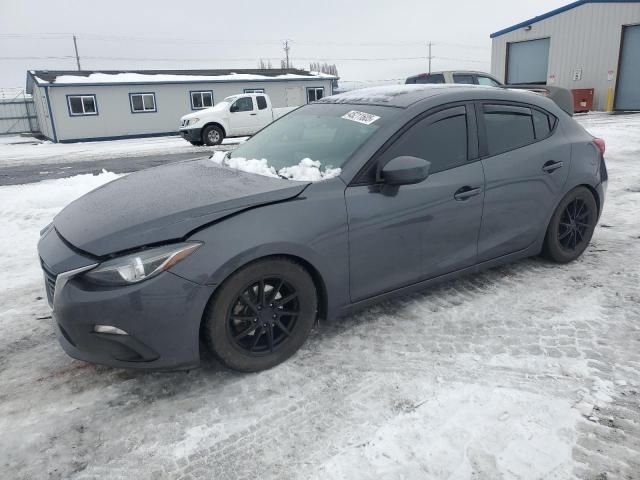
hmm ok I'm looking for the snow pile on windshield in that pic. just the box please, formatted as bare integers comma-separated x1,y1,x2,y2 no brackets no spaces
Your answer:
210,151,341,181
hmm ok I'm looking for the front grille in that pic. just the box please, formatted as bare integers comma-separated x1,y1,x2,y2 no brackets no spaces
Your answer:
181,119,189,128
41,260,57,307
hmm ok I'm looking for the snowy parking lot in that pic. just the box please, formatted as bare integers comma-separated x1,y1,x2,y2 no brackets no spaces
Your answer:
0,113,639,479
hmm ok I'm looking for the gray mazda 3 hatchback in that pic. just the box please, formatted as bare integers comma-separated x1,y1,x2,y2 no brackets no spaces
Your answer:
38,84,607,372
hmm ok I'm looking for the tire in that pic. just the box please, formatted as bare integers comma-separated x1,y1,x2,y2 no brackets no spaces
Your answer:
203,258,317,372
543,186,598,263
202,125,224,146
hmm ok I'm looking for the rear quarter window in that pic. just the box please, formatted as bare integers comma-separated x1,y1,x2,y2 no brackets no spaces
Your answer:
532,108,555,139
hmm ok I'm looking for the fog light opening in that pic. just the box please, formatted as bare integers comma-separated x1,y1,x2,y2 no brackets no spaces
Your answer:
94,325,128,335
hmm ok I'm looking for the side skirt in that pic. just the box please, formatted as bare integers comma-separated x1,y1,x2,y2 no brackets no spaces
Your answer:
333,242,542,320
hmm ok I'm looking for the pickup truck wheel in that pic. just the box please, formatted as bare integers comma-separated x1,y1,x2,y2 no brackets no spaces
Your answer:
202,125,224,146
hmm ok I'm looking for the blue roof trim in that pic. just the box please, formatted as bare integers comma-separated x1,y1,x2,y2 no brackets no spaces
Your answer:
490,0,640,38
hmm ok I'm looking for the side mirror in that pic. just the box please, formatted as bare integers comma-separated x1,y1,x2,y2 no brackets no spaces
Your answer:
381,156,431,185
230,104,239,113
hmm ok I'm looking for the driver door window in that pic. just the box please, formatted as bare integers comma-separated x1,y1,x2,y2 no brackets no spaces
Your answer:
476,76,501,87
232,97,254,112
379,109,468,174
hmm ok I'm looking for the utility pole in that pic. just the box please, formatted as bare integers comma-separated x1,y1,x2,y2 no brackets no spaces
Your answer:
73,35,81,71
427,41,432,74
283,40,290,69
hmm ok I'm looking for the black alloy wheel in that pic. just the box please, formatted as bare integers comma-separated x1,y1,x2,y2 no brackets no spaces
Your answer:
203,258,317,372
543,186,598,263
558,198,591,251
227,277,300,355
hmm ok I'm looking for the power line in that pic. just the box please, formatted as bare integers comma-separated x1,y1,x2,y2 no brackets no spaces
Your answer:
0,54,489,65
0,32,490,50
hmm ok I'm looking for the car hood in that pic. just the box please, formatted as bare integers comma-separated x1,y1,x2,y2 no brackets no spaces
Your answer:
53,158,310,256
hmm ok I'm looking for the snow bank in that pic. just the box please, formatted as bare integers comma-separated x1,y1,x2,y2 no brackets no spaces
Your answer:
0,171,121,291
0,135,245,167
211,151,341,182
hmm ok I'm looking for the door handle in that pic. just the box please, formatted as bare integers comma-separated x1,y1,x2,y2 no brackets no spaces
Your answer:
454,186,481,201
542,160,564,173
250,113,257,116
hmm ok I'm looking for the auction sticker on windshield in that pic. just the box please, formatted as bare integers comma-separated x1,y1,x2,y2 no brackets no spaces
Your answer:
342,110,381,125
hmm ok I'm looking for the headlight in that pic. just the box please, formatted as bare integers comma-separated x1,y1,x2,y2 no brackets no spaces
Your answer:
84,242,201,286
189,118,200,125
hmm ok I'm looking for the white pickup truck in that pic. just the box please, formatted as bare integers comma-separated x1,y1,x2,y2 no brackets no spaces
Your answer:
179,93,297,146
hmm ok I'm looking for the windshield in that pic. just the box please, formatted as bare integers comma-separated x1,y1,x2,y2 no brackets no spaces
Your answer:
218,103,395,181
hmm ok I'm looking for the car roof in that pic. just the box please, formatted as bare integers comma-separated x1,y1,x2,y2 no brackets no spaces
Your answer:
410,70,496,77
319,84,534,108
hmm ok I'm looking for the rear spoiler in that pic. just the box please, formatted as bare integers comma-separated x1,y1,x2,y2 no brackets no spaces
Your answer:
502,85,574,116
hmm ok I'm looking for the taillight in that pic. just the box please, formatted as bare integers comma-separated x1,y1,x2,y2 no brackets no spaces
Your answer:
593,137,606,156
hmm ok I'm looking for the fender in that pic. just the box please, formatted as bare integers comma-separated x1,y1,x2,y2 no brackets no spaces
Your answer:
169,179,351,318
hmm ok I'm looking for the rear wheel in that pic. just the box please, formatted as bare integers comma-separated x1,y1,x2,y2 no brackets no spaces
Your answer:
202,125,224,146
543,187,597,263
203,258,317,372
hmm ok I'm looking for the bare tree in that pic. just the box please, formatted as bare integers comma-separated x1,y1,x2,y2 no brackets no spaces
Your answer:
258,59,273,70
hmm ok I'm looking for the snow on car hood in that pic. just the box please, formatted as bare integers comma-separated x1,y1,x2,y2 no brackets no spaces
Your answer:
53,158,310,256
210,151,341,182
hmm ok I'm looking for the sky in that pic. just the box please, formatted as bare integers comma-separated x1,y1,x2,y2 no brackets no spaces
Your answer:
0,0,571,90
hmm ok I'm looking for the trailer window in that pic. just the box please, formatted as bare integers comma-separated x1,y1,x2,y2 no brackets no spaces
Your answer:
130,93,156,113
191,91,213,109
307,87,324,103
67,95,97,116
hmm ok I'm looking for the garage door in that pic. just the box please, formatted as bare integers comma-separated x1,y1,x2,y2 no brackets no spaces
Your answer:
615,25,640,111
506,38,550,85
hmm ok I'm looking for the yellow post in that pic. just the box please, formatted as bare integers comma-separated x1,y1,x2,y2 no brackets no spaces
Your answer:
605,87,614,112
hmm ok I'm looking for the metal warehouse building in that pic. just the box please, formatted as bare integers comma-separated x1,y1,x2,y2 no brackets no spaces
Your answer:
25,69,336,143
490,0,640,111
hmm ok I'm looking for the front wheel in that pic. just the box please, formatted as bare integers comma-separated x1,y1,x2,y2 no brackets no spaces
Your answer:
543,187,598,263
202,125,224,146
203,258,317,372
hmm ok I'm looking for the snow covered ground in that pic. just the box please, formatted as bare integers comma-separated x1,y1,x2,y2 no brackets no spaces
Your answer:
0,134,246,167
0,113,639,479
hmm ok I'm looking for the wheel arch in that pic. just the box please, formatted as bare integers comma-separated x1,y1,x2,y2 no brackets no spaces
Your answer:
580,183,601,216
198,253,329,343
201,122,226,139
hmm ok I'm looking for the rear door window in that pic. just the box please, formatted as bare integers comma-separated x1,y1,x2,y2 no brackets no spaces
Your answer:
411,74,445,84
256,96,268,110
483,104,535,156
453,74,475,84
